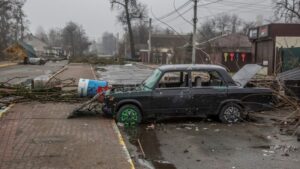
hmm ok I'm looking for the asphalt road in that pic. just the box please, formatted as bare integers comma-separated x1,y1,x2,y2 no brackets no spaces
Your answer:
121,117,299,169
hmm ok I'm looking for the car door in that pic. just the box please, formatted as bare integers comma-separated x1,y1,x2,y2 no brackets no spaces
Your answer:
151,71,192,117
190,70,228,115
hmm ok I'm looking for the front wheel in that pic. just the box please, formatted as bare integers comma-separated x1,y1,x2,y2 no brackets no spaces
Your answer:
116,104,142,126
219,103,243,123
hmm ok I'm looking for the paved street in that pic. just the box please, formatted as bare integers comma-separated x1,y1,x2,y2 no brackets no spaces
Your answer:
0,61,68,84
123,120,300,169
0,63,133,169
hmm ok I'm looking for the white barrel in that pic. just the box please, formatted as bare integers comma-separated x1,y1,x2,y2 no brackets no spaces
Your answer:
78,79,89,97
78,78,108,97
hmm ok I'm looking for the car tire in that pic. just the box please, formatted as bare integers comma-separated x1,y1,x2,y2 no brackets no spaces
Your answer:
219,103,243,123
116,104,142,126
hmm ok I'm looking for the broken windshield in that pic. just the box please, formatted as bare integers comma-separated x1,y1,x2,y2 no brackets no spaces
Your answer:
142,69,162,90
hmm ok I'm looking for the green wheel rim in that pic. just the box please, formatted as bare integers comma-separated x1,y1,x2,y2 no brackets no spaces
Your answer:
120,107,139,126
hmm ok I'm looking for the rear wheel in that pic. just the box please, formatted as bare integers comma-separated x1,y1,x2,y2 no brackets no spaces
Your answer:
116,104,142,126
219,103,243,123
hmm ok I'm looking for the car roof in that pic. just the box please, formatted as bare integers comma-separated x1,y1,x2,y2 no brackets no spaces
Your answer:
158,64,226,72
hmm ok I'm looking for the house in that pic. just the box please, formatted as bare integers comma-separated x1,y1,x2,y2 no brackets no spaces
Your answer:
140,34,191,64
23,34,48,57
4,41,38,64
249,23,300,75
198,33,252,72
44,46,69,60
23,34,69,60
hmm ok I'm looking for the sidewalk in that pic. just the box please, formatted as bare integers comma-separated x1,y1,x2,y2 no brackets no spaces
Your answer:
0,63,133,169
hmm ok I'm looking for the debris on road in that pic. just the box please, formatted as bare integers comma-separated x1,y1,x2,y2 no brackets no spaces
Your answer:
0,75,81,105
146,124,155,130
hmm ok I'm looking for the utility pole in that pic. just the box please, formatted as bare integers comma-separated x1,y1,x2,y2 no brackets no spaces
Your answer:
148,18,152,63
116,33,119,55
124,37,127,59
192,0,198,64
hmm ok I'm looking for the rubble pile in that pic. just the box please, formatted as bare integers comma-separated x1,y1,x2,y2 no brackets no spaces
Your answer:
248,76,300,139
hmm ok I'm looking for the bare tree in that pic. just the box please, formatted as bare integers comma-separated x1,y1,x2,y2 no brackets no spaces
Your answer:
0,0,28,58
110,0,147,59
48,28,63,47
198,14,244,42
242,21,257,35
62,22,90,57
215,14,232,34
35,26,48,43
274,0,300,22
198,19,217,41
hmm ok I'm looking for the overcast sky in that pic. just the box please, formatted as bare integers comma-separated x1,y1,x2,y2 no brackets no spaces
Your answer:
24,0,274,40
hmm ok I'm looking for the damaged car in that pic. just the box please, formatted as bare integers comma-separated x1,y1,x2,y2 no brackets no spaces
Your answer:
102,64,274,124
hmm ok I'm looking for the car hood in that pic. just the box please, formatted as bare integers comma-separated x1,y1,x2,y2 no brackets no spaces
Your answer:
106,85,145,95
232,64,262,87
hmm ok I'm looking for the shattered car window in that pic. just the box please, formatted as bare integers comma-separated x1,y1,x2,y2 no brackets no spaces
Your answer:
158,71,188,88
142,69,162,90
192,71,225,87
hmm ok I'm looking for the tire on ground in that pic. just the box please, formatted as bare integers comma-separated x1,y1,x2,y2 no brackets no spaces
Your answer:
116,104,142,126
219,103,243,123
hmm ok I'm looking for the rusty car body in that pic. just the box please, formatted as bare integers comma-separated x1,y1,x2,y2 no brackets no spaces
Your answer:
102,64,273,124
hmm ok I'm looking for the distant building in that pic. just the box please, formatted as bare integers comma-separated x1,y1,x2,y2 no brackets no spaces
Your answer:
249,23,300,75
23,34,68,60
198,33,252,72
44,46,69,60
23,34,48,57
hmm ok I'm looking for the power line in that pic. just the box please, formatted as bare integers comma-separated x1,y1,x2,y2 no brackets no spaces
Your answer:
219,0,272,8
173,0,193,26
150,7,190,44
157,0,192,20
162,0,223,24
197,0,273,21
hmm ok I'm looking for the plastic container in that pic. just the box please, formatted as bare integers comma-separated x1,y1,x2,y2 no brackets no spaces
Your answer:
78,79,108,97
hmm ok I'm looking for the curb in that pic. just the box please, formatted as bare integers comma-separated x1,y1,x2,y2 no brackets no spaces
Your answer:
91,64,134,169
112,121,136,169
0,104,15,118
0,63,18,68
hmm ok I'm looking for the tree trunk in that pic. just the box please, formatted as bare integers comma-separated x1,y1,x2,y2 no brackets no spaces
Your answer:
125,0,136,59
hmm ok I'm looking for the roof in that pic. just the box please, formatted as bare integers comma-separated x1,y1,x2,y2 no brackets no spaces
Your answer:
18,41,37,58
151,34,190,48
158,64,226,71
199,33,251,48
